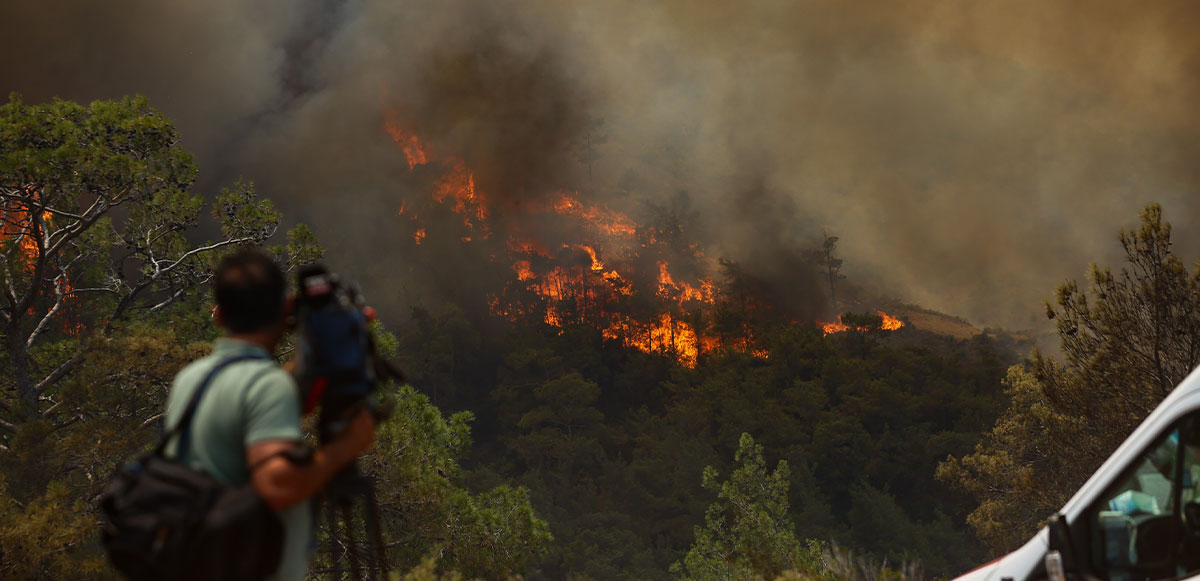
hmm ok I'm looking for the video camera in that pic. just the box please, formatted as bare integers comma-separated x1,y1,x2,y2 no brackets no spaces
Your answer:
291,265,401,579
292,264,402,442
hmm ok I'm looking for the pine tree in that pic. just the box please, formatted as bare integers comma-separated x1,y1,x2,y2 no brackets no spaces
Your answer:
939,204,1200,551
673,433,827,580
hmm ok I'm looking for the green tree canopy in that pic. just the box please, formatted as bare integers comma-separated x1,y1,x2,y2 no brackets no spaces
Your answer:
360,384,551,578
672,433,827,581
939,203,1200,551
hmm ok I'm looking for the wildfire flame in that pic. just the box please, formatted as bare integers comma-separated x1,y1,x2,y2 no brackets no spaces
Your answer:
514,260,535,281
2,203,45,270
577,245,605,271
384,110,428,170
880,311,904,331
601,313,701,368
383,118,890,367
2,199,83,336
434,162,485,222
553,193,637,238
820,311,905,336
657,261,715,304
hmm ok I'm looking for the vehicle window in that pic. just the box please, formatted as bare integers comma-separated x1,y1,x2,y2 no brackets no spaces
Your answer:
1087,415,1200,581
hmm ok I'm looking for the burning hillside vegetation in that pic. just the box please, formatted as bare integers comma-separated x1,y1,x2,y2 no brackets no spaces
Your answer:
384,114,901,367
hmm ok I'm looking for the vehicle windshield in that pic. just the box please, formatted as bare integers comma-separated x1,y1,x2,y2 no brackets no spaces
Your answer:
1087,416,1200,581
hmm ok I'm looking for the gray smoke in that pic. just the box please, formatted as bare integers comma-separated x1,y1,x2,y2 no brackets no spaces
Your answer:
3,0,1198,329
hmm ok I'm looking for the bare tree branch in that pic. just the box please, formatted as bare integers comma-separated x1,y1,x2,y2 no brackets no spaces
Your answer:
52,415,81,432
63,286,118,296
140,412,164,429
34,350,85,397
43,197,111,258
42,397,64,416
107,234,263,326
25,274,68,349
160,233,271,276
146,280,202,314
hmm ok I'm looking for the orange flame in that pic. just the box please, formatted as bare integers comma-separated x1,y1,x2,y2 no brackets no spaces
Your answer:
1,202,86,336
2,202,45,270
382,115,787,367
384,110,428,169
576,245,605,271
433,161,487,227
512,260,533,282
603,313,700,368
820,311,904,336
656,261,716,305
552,193,637,238
821,320,851,335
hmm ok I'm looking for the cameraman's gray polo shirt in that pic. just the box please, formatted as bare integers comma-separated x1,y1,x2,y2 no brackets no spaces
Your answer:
165,338,311,581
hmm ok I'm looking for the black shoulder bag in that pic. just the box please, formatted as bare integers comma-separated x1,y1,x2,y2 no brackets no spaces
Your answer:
99,354,285,581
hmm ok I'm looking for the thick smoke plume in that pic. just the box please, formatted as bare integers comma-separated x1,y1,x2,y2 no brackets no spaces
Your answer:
4,0,1199,329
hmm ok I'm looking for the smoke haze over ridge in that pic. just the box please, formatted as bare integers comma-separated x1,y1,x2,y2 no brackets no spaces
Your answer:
3,0,1198,329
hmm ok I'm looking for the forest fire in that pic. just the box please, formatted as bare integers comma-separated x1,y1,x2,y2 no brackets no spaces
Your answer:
384,110,428,169
657,262,715,304
552,194,637,238
820,311,905,336
2,200,84,336
384,116,892,366
880,311,904,331
2,203,45,270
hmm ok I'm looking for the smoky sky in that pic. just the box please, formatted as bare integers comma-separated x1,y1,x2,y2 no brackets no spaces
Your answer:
3,0,1198,329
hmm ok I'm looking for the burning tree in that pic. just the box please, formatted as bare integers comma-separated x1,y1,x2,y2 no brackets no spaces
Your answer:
0,94,316,447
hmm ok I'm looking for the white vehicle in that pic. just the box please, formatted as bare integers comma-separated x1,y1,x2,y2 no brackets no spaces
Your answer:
957,365,1200,581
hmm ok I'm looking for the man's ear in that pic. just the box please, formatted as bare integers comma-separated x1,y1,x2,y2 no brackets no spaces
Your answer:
212,305,226,328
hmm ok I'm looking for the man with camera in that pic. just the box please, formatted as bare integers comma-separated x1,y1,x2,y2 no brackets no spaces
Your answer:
163,248,377,580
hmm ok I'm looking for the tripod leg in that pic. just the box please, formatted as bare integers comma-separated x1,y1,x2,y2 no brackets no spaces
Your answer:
324,498,343,581
362,482,389,578
341,501,363,581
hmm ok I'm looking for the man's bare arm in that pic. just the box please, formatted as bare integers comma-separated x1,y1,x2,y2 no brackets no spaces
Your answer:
246,409,376,511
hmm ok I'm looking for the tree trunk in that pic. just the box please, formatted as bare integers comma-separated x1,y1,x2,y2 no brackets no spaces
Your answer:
6,322,35,417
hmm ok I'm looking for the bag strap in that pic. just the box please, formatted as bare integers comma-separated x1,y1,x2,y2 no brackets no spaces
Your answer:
155,352,272,458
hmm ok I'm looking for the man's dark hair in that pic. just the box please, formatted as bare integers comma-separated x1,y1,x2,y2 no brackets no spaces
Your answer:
214,247,286,333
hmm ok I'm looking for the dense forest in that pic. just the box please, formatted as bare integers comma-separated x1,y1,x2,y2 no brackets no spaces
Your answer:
389,293,1022,578
3,96,1199,581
